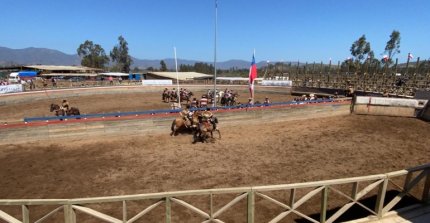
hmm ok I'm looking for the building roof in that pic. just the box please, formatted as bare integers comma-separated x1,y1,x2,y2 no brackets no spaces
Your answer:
99,72,130,77
148,72,213,81
40,73,98,77
24,65,101,72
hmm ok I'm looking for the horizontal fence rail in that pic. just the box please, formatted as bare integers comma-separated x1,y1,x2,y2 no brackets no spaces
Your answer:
1,163,429,223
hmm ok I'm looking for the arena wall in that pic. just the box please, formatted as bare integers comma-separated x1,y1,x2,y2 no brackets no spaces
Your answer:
352,96,428,117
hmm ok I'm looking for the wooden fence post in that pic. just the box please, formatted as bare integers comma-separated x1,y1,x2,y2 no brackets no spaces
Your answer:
64,205,76,223
122,201,127,223
166,197,171,223
210,193,214,219
22,205,29,223
247,191,254,223
375,178,388,218
320,186,328,223
289,189,296,209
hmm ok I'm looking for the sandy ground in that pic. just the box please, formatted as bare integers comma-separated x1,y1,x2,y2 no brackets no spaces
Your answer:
0,86,429,222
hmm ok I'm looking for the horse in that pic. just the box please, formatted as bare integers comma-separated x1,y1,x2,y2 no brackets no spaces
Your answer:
169,91,178,102
216,91,224,103
50,103,81,117
180,91,193,103
221,92,238,106
170,111,201,136
162,90,171,103
66,107,81,116
193,117,221,143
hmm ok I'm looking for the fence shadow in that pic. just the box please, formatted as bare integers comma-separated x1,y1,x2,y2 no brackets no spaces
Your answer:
295,190,421,223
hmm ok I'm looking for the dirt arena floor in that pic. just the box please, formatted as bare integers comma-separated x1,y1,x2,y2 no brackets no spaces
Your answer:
0,86,429,222
0,86,292,123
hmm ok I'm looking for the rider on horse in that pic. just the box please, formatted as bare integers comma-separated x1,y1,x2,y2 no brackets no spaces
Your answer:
180,105,194,128
190,97,198,108
162,88,169,100
263,97,271,106
61,99,70,114
198,108,216,127
199,95,208,108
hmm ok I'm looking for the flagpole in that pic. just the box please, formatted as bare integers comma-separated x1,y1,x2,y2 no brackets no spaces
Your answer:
213,0,218,108
405,53,411,75
174,47,180,106
252,49,255,103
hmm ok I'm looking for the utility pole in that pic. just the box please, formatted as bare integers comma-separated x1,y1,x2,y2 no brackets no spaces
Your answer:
213,0,218,107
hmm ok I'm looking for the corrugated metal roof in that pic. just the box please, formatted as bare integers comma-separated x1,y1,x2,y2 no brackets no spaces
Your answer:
148,72,212,81
24,65,100,71
40,73,98,77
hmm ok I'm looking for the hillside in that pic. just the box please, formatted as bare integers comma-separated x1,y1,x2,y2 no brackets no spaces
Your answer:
0,46,286,69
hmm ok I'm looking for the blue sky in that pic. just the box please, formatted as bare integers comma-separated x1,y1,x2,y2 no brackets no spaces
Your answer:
1,0,429,63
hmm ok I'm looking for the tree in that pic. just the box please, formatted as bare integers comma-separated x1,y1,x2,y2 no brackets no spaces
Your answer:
350,35,372,63
194,62,214,74
132,67,140,73
110,35,133,73
179,64,193,72
77,40,109,68
384,30,401,64
160,60,167,71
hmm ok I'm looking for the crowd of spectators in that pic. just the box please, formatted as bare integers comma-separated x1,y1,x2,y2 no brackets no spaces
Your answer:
0,78,9,85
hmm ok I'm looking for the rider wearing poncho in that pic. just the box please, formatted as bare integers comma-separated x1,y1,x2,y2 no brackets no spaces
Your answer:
180,105,193,127
198,108,217,130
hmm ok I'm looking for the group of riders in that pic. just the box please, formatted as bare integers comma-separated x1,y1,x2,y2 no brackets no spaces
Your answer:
162,88,193,103
173,104,220,143
163,87,242,107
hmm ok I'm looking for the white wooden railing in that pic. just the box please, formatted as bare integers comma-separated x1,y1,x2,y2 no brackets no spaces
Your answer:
1,163,429,223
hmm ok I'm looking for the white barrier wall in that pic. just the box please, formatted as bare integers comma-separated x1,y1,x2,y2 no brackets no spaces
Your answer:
353,96,428,117
261,80,292,87
142,79,173,86
0,84,23,94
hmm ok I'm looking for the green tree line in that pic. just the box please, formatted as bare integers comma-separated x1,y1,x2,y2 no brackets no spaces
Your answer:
78,30,426,76
77,35,132,73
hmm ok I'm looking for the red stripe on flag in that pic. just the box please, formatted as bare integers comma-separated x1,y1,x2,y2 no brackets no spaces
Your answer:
249,53,257,99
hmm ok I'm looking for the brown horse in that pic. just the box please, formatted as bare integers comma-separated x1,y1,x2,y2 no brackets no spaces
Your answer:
50,103,81,117
170,111,201,136
193,117,221,143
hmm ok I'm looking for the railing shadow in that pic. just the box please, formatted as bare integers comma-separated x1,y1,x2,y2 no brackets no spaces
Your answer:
295,190,422,222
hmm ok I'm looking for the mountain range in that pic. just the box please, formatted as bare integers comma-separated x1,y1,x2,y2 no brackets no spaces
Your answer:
0,46,266,70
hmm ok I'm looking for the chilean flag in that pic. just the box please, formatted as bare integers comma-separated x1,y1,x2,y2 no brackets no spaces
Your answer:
249,53,257,98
